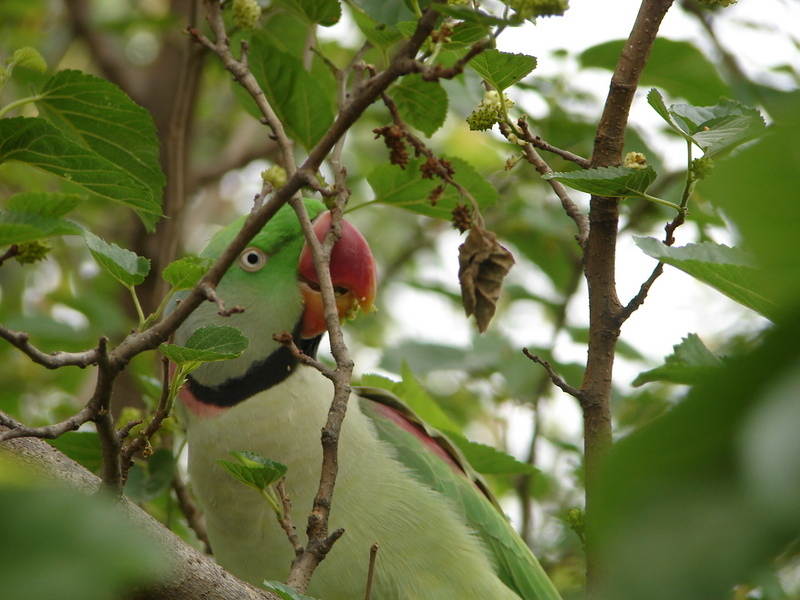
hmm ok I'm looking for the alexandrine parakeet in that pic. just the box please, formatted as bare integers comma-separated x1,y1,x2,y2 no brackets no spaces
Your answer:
174,199,562,600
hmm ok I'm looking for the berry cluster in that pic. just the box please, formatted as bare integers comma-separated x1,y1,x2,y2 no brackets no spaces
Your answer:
508,0,569,19
691,156,715,180
232,0,262,30
466,90,514,132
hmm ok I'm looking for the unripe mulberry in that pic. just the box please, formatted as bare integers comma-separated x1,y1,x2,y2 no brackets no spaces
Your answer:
233,0,262,30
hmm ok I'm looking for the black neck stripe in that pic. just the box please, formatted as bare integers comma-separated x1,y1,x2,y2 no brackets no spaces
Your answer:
186,329,322,408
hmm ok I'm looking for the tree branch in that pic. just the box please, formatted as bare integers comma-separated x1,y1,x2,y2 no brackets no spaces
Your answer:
0,428,278,600
581,1,675,597
618,206,686,323
523,348,584,401
189,0,296,176
0,325,102,369
516,117,591,168
504,120,589,247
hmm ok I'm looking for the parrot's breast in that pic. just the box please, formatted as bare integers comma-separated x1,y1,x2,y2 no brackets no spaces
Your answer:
183,365,524,600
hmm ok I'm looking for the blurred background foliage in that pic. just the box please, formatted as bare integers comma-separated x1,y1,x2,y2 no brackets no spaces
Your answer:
1,0,800,599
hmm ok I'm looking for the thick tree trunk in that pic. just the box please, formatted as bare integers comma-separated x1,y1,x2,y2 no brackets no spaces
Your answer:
0,429,277,600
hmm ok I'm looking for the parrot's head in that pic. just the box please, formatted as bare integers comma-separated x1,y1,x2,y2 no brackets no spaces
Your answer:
174,198,375,411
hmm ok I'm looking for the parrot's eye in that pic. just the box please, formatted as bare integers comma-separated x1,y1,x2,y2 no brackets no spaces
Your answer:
237,247,267,272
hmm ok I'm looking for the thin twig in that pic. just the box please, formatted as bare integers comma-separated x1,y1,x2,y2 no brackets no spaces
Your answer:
364,543,379,600
283,193,354,592
189,0,296,176
516,117,590,168
503,121,589,247
0,245,19,267
618,208,687,323
120,357,173,472
173,469,212,554
272,332,334,377
380,91,483,226
277,480,305,557
522,348,583,402
0,325,102,369
399,36,492,82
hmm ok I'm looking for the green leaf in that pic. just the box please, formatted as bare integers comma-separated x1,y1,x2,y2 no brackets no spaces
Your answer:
0,193,84,246
263,581,318,600
84,231,151,287
35,71,164,228
350,5,403,48
633,334,723,387
159,324,249,365
352,0,415,26
391,75,448,137
247,35,334,150
468,49,537,93
456,438,538,476
647,89,766,156
0,117,161,230
431,4,520,27
634,236,780,320
6,191,83,217
10,46,47,73
580,38,730,105
217,450,288,492
124,448,177,503
367,156,498,220
398,362,463,435
47,431,102,473
703,97,800,316
273,0,340,26
162,256,214,291
596,315,800,600
446,21,492,49
544,165,657,198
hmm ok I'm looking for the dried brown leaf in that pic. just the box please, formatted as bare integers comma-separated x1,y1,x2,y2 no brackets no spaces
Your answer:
457,226,515,333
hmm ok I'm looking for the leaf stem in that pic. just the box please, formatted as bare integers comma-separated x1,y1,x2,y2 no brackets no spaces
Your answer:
127,284,147,331
261,487,284,521
637,191,682,212
0,94,42,118
679,139,696,210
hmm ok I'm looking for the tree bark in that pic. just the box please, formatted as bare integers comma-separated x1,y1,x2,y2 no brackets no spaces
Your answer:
0,429,278,600
582,1,675,597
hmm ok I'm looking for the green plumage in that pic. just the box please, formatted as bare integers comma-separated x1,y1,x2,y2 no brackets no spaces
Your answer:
176,200,563,599
357,387,562,600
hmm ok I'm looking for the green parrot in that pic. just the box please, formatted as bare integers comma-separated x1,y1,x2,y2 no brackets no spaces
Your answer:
174,198,562,600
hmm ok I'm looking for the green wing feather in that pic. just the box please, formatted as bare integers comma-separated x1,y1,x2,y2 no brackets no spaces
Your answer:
355,386,563,600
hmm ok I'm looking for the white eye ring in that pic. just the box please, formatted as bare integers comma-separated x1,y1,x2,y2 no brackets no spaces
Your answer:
237,247,267,272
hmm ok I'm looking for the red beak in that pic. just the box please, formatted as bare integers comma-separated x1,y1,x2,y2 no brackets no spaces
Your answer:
297,212,377,339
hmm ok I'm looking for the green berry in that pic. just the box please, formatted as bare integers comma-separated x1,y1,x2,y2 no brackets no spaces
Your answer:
691,156,715,180
508,0,569,19
15,240,51,264
262,165,287,189
232,0,262,30
466,107,499,131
